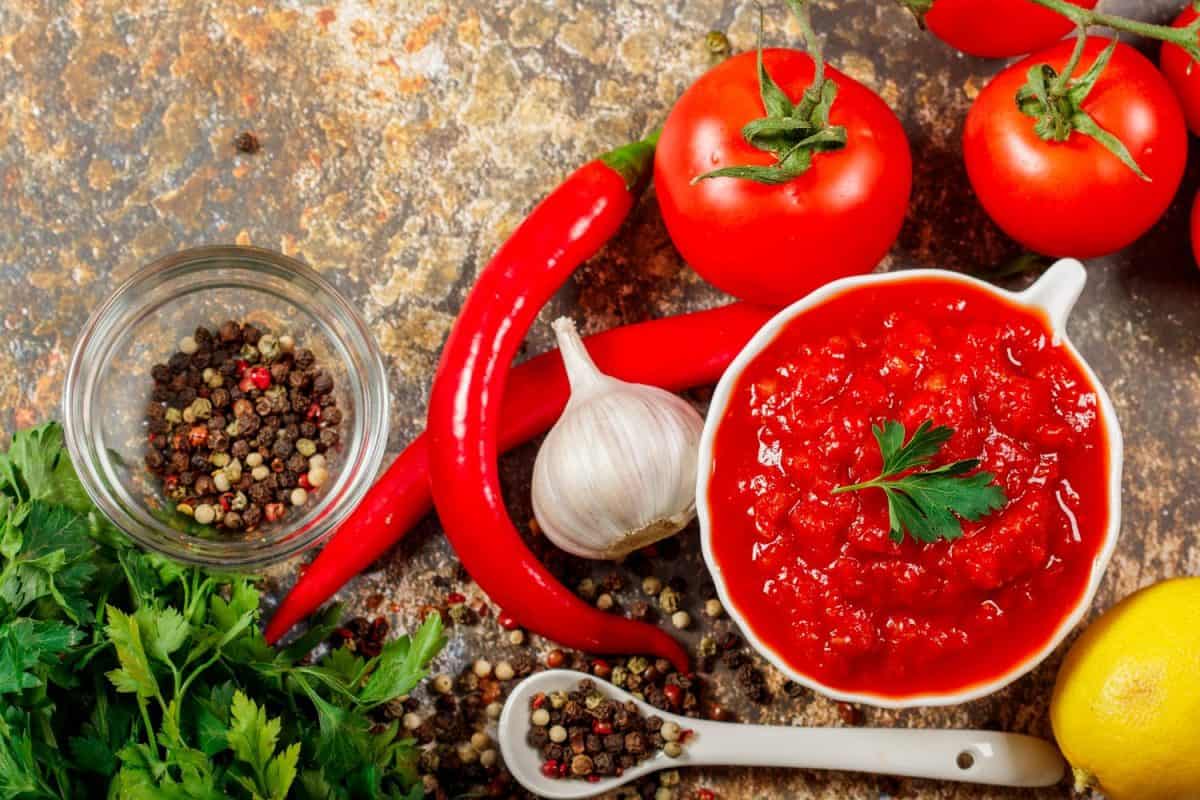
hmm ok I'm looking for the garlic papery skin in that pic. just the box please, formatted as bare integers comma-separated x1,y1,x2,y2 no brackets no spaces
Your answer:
531,317,705,560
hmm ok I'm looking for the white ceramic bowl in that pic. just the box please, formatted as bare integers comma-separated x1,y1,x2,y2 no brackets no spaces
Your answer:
696,259,1123,708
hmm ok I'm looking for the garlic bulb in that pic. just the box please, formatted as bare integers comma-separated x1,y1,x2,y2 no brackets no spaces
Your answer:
531,317,705,560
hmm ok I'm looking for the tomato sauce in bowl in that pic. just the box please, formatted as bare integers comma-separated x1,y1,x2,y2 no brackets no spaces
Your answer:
702,272,1114,703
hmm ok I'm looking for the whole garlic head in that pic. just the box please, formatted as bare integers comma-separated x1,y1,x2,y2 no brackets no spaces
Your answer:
531,317,704,560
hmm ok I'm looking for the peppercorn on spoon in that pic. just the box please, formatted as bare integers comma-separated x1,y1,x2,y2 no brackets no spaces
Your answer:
499,670,1065,799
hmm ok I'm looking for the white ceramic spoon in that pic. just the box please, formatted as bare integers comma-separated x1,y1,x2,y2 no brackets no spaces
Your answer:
498,670,1066,799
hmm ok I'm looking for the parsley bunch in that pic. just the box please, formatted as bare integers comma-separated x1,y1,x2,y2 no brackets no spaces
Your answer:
0,423,445,799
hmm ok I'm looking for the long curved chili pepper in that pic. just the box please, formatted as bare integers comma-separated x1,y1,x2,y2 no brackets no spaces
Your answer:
424,133,705,670
265,302,774,644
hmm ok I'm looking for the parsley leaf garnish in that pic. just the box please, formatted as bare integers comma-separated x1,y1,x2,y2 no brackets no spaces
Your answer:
834,420,1007,544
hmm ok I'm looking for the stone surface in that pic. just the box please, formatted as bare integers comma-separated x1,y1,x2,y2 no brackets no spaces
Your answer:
1,1,1197,798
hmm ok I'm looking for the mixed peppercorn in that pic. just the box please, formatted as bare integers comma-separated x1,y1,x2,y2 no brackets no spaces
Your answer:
144,321,342,533
528,677,690,781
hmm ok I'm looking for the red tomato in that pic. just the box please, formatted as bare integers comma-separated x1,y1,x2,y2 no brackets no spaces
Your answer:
964,37,1186,258
1160,6,1200,135
655,49,911,306
924,0,1098,59
1191,190,1200,270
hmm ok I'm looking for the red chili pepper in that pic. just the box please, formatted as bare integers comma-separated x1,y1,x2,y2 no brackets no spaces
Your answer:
263,303,773,644
663,683,682,707
531,692,547,709
424,133,702,669
592,720,613,736
235,359,249,377
298,473,313,491
497,611,519,630
306,402,322,421
540,760,559,779
446,591,466,605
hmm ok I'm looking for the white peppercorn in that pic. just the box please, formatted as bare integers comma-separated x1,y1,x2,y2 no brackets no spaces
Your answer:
432,674,453,694
494,661,514,681
290,487,308,506
671,610,691,629
531,708,550,727
642,576,663,596
704,598,724,618
473,659,492,678
549,725,567,743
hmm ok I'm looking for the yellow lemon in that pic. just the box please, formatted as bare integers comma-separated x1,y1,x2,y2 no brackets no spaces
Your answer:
1051,578,1200,800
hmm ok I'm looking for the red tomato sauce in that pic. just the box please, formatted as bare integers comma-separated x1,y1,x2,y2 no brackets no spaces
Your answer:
707,277,1110,698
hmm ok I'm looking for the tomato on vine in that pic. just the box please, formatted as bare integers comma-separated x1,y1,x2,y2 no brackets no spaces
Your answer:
655,3,911,306
964,36,1187,258
1161,5,1200,136
913,0,1098,59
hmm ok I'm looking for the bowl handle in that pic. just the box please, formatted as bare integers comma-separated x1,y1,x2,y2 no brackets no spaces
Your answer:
1019,258,1086,332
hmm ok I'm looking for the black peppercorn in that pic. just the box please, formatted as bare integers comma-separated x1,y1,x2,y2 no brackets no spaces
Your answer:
223,512,243,531
151,364,171,382
318,428,338,449
243,505,263,528
145,451,165,471
311,372,333,395
272,439,294,459
231,440,250,459
218,320,242,343
295,349,315,370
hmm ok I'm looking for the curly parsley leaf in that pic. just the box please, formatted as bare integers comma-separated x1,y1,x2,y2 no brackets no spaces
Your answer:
834,420,1007,544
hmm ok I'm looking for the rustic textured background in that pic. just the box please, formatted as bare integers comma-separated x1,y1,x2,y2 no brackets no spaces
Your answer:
2,1,1197,797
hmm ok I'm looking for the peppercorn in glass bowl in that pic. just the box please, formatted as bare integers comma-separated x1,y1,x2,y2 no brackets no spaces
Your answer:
63,245,390,568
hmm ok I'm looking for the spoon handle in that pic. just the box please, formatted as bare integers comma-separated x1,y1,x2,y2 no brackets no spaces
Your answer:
681,723,1065,787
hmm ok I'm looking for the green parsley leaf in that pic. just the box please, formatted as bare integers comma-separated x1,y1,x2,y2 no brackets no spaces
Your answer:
226,691,299,799
0,502,96,622
104,606,161,699
0,422,91,513
834,419,1007,544
0,618,81,694
359,612,445,707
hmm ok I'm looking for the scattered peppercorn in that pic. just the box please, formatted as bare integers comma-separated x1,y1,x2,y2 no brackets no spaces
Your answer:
233,131,261,154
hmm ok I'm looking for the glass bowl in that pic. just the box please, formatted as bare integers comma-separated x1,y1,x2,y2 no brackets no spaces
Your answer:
63,245,390,569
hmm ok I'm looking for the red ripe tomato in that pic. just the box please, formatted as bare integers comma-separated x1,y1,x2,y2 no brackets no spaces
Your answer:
1191,190,1200,270
1160,6,1200,135
964,37,1186,258
923,0,1098,59
655,49,911,307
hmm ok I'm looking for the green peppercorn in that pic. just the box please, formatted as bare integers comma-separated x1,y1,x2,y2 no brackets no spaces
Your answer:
190,398,212,420
165,407,182,424
295,438,317,457
658,587,680,613
257,334,280,360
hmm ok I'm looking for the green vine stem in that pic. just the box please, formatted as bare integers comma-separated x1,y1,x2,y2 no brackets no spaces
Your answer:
1025,0,1200,61
897,0,1200,61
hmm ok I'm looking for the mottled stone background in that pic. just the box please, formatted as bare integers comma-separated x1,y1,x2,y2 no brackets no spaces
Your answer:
1,1,1197,798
